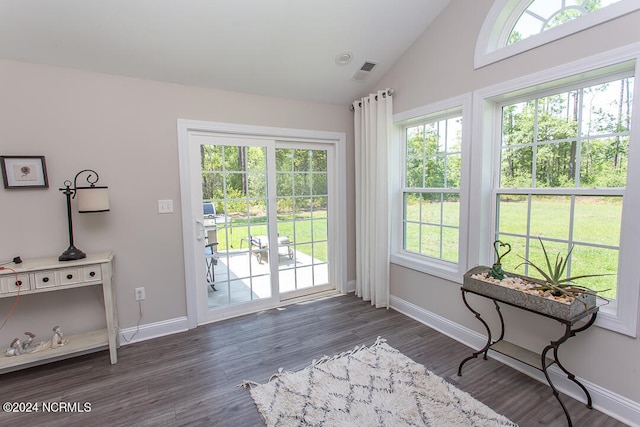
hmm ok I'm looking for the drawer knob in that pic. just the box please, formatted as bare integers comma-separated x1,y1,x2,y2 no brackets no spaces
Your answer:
42,277,49,283
15,280,22,287
67,274,73,280
89,271,96,277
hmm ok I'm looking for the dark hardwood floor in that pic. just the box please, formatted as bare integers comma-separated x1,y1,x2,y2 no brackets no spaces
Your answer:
0,293,628,426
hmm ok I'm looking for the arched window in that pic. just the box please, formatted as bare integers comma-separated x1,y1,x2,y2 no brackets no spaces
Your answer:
475,0,640,68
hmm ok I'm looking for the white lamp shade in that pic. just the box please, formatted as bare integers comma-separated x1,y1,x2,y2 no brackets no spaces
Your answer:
77,187,110,213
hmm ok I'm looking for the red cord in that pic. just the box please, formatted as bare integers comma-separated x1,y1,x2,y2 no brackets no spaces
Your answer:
0,267,21,331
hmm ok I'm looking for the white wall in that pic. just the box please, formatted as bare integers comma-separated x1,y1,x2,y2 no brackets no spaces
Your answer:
0,59,354,342
378,0,640,408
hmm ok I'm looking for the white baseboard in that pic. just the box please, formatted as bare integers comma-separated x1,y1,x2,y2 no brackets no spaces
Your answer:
118,316,189,345
390,295,640,427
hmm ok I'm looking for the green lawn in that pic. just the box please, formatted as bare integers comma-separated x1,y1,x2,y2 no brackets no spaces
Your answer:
214,212,328,262
404,197,621,299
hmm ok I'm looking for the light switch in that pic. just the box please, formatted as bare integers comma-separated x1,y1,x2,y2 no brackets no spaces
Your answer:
158,199,174,214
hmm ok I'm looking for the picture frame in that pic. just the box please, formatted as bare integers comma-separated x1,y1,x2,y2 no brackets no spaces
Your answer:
1,155,49,189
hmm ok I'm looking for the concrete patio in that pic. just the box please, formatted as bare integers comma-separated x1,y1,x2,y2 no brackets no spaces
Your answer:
206,247,329,309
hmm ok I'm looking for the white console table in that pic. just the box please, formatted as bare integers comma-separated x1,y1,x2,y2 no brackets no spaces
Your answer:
0,252,117,373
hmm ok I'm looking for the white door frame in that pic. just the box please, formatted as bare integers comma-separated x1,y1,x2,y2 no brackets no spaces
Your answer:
177,119,348,328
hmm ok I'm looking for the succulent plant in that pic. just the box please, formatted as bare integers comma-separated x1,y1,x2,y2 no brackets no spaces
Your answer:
516,237,610,299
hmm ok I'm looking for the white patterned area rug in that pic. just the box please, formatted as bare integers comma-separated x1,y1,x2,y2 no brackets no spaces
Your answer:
240,337,517,427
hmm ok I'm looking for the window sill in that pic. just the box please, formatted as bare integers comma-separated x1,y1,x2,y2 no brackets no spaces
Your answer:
390,252,463,284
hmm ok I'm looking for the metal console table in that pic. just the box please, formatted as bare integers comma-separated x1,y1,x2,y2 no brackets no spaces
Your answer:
457,286,598,427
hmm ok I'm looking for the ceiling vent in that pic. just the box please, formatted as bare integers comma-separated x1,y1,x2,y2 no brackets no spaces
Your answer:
352,61,377,81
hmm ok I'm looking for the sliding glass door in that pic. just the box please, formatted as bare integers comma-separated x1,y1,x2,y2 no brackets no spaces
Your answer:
275,145,331,299
201,141,273,309
187,133,335,322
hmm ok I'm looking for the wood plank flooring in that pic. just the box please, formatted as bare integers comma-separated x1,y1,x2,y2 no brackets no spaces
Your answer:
0,293,628,426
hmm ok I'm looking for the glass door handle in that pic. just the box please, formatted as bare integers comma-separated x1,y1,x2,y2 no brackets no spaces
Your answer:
195,220,205,241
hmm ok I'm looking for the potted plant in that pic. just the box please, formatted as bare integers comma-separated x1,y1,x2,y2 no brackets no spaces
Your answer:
515,237,609,301
464,238,608,320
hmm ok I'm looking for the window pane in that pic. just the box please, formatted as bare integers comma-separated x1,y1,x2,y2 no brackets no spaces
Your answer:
202,145,223,171
313,219,328,242
294,220,312,244
293,149,311,172
246,147,266,172
276,172,292,197
495,235,527,275
535,142,576,188
404,222,420,253
537,92,578,143
311,150,327,171
313,241,328,263
571,245,618,300
580,137,628,187
277,197,294,216
276,149,293,171
497,194,528,236
425,122,440,154
442,227,459,262
442,193,460,227
406,158,423,187
445,154,461,188
224,146,242,171
425,156,445,187
501,146,533,187
312,173,327,195
582,78,634,137
420,225,441,258
573,196,622,247
202,172,223,200
502,101,534,146
312,196,328,217
247,173,266,198
421,194,441,224
225,172,244,193
509,12,540,44
404,193,420,222
294,172,311,195
530,196,570,242
446,117,463,152
526,238,571,282
407,125,424,158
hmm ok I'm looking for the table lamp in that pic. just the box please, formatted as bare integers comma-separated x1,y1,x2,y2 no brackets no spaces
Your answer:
59,169,110,261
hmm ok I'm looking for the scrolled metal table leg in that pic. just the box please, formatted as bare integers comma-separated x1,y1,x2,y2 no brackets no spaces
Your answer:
458,289,494,376
541,329,573,427
553,312,598,409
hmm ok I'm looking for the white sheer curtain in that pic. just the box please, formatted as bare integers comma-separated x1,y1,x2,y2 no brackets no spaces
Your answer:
353,89,393,308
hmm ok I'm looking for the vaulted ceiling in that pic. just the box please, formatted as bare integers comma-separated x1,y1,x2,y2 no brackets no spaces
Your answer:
0,0,451,105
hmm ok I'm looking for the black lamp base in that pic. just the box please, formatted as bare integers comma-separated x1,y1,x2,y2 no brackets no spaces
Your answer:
59,245,87,261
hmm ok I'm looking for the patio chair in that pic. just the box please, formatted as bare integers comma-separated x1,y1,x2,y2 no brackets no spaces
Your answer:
243,234,293,264
205,228,219,291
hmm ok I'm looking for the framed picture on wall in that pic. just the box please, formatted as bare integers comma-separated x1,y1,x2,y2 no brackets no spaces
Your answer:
1,155,49,189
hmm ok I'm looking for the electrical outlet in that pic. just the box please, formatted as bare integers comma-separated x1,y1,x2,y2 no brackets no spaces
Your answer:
135,287,146,301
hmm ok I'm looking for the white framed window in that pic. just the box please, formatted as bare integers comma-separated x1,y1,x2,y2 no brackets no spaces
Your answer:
475,0,640,68
392,94,472,283
470,44,640,336
509,0,623,45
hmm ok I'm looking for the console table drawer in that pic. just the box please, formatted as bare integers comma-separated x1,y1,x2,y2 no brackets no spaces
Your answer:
34,271,57,288
82,265,102,282
59,268,81,285
0,273,31,294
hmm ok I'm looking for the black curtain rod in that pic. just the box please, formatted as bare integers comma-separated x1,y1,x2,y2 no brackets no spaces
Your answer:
350,88,395,111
